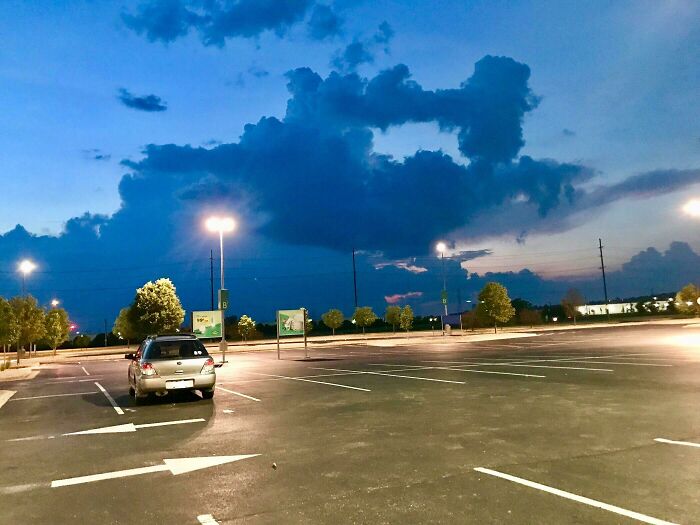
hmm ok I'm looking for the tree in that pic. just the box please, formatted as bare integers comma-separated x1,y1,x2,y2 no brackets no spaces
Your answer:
129,278,185,336
113,307,138,347
44,308,70,356
10,296,46,362
353,306,377,334
321,309,344,336
399,305,414,332
0,298,19,366
238,315,256,341
675,284,700,316
561,288,585,324
72,334,92,348
475,282,515,333
385,305,401,333
518,308,542,328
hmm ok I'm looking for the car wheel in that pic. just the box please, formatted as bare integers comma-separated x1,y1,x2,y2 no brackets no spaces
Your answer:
201,389,215,399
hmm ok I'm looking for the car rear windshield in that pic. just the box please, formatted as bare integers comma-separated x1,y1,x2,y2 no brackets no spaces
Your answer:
143,339,209,360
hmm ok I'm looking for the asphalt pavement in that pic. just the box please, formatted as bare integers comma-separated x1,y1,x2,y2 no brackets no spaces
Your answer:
1,324,699,524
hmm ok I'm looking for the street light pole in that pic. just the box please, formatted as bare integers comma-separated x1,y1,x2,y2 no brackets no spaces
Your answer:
441,251,447,317
436,242,448,335
206,216,236,365
219,228,226,362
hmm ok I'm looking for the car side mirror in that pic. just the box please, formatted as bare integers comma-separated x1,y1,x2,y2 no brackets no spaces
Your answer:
125,353,134,360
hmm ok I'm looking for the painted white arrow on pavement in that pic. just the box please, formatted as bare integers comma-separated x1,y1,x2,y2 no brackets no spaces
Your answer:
51,454,260,488
63,418,206,436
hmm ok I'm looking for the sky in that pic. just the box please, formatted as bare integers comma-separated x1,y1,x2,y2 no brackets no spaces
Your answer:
1,0,700,331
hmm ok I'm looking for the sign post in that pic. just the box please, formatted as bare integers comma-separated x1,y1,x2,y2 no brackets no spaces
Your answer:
303,308,308,359
218,289,229,362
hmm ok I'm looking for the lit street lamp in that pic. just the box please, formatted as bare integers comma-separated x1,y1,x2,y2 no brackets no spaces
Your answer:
18,259,37,295
435,242,448,334
51,299,59,308
682,198,700,217
206,216,236,363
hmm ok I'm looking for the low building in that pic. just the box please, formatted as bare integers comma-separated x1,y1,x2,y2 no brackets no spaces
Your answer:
576,299,672,316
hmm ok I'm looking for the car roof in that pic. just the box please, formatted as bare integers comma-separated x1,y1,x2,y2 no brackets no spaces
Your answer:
147,333,198,341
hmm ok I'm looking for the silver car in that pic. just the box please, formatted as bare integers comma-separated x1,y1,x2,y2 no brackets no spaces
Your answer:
126,334,216,403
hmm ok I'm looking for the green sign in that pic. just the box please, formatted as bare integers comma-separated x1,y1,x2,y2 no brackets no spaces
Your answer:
218,289,229,310
192,310,222,338
278,309,305,336
441,290,448,304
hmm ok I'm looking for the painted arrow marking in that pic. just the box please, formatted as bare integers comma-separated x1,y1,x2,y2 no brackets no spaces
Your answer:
51,454,260,488
63,418,205,436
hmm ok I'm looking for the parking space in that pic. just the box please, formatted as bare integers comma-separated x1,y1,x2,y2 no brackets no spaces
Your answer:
1,324,699,523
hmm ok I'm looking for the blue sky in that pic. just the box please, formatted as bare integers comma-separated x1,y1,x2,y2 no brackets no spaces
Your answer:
1,0,699,330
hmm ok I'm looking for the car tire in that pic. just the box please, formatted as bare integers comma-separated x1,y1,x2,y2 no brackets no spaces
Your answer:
129,386,135,397
201,389,215,399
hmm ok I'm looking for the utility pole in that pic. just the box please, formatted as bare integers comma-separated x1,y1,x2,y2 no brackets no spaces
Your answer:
598,238,610,321
352,247,358,309
210,249,214,311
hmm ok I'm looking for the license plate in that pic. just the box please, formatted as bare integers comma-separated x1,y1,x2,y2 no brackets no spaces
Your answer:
166,379,194,390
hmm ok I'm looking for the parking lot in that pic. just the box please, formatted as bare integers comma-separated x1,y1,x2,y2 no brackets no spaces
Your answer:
1,324,699,524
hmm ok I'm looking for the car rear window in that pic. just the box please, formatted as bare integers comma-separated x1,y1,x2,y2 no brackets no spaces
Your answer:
143,340,209,360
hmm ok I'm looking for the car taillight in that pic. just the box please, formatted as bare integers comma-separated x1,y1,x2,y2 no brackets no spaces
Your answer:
140,362,157,376
200,358,215,374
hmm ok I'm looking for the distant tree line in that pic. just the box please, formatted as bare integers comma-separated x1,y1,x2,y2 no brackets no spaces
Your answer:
102,276,700,351
0,295,72,369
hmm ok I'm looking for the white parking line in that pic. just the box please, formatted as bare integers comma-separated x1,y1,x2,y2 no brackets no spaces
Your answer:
474,467,679,525
654,437,700,449
81,367,90,376
10,391,99,401
368,363,545,378
249,372,371,392
420,360,613,372
216,386,261,402
313,367,467,384
541,360,672,367
94,382,124,415
197,514,220,524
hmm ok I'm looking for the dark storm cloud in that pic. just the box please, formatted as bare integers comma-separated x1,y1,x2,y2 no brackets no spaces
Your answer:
122,0,200,43
117,88,168,112
124,58,589,255
289,56,536,163
331,21,394,72
90,58,700,258
307,4,342,39
332,40,374,71
586,168,700,206
123,0,323,46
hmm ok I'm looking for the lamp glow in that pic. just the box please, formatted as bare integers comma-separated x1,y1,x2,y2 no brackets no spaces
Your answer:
682,199,700,217
435,242,447,253
51,299,59,307
18,259,37,275
205,216,236,233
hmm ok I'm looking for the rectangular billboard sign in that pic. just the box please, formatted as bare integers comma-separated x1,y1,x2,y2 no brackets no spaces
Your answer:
192,310,222,338
277,309,305,337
